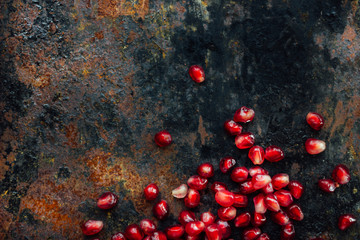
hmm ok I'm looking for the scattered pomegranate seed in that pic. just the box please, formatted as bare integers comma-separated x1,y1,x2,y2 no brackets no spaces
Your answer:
251,212,266,227
264,193,280,212
272,173,290,190
235,132,255,149
111,232,126,240
216,220,231,239
218,206,237,221
224,120,243,135
233,193,248,208
187,175,208,190
264,145,284,162
306,112,324,130
125,224,144,240
252,174,272,190
288,180,304,199
205,224,221,240
253,193,267,214
261,182,274,194
305,138,326,155
189,65,205,83
81,220,104,236
248,146,265,165
338,214,357,230
243,227,261,240
274,190,293,207
233,106,255,123
153,200,170,220
286,204,304,221
185,221,205,236
184,188,201,208
178,210,196,226
185,235,200,240
143,236,151,240
234,211,251,228
332,164,350,185
140,219,157,235
150,231,167,240
200,212,216,226
154,130,172,147
272,209,290,226
172,184,188,198
166,225,185,239
239,179,256,195
211,182,228,193
215,190,235,207
144,183,159,201
318,179,336,193
257,233,270,240
219,157,236,173
197,163,214,178
230,166,249,183
249,166,268,177
281,222,295,240
97,191,119,210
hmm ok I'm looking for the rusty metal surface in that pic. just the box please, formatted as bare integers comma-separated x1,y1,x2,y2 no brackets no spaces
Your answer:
0,0,359,239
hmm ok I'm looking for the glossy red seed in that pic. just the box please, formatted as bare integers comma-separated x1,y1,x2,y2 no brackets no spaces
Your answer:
205,224,221,240
306,112,324,130
252,174,272,190
200,212,216,226
264,193,280,212
153,200,170,220
216,220,231,239
154,130,172,147
338,214,357,230
218,206,237,221
281,222,295,240
224,120,243,135
332,164,350,185
318,179,336,193
233,193,248,208
234,211,251,228
235,132,255,149
231,167,249,183
272,209,290,226
249,166,268,177
219,157,236,173
305,138,326,155
144,183,159,201
257,233,270,240
140,219,157,235
187,175,208,190
288,180,304,199
189,65,205,83
197,163,214,178
172,184,188,199
253,193,267,214
178,210,196,226
261,182,274,194
243,227,261,240
272,173,290,190
211,182,228,193
239,179,256,195
233,106,255,123
150,231,167,240
248,146,265,165
251,212,266,227
274,190,293,207
111,232,126,240
81,220,103,236
264,145,284,162
143,236,151,240
97,192,119,210
286,204,304,221
185,221,205,236
215,190,235,207
184,189,201,208
125,224,144,240
166,225,185,239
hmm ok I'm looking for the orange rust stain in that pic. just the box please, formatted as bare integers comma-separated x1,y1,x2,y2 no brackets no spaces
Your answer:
198,115,210,145
95,31,104,40
97,0,149,19
127,30,139,43
32,74,51,88
64,123,80,148
341,25,357,42
0,204,13,239
0,127,19,181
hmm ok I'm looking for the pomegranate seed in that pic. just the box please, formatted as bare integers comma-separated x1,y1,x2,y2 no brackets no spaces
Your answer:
288,180,304,199
305,138,326,155
205,224,221,240
233,193,248,208
264,145,284,162
172,184,188,198
261,182,274,194
185,221,205,236
274,190,293,207
252,174,272,190
224,120,243,135
200,212,216,226
215,190,235,207
251,212,266,227
211,182,228,193
272,173,290,190
216,220,231,239
243,227,261,240
189,65,205,83
318,179,336,193
248,146,265,165
185,234,200,240
150,231,167,240
154,130,172,147
219,157,236,173
111,232,126,240
178,210,196,226
235,132,255,149
125,224,144,240
281,222,295,240
338,214,357,230
233,106,255,123
272,209,290,226
234,211,251,228
97,192,119,210
332,164,350,185
257,233,270,240
153,200,170,220
140,219,157,235
187,175,208,190
184,189,201,208
166,225,185,239
239,179,256,195
197,163,214,178
144,183,159,201
264,193,280,212
253,193,267,214
306,112,324,130
218,206,237,221
81,220,103,236
249,166,268,177
143,237,151,240
231,167,249,183
286,204,304,221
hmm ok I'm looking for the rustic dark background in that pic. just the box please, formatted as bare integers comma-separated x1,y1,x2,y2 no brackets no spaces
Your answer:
1,0,360,239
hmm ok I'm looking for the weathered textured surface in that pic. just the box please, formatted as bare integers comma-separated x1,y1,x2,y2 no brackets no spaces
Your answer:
0,0,359,239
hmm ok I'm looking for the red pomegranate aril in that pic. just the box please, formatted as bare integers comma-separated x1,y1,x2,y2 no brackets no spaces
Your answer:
257,233,270,240
211,182,228,193
179,210,196,226
140,219,157,235
264,193,280,212
332,164,350,185
249,166,268,177
272,209,290,226
253,193,267,214
233,193,248,208
281,222,295,240
305,138,326,155
272,173,290,190
125,224,144,240
338,214,357,230
205,224,221,240
215,190,235,207
231,167,249,183
172,184,188,198
185,234,200,240
248,146,265,165
286,204,304,221
288,180,304,199
144,183,159,201
189,65,205,83
154,130,172,147
239,179,256,195
235,132,255,149
233,106,255,123
184,189,201,208
97,191,119,210
153,200,170,220
200,212,216,226
111,232,126,240
81,220,103,236
166,225,185,239
197,163,214,178
185,221,205,236
243,227,261,240
143,236,151,240
306,112,324,130
251,212,266,227
218,206,237,221
274,190,293,207
224,120,243,135
261,182,274,194
234,211,251,228
219,157,236,173
216,220,231,239
264,145,284,162
150,231,167,240
252,174,272,190
318,179,336,193
188,175,208,190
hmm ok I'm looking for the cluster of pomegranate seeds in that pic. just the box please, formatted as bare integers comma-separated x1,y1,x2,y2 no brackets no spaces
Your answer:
154,130,172,147
188,65,205,83
318,164,351,193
